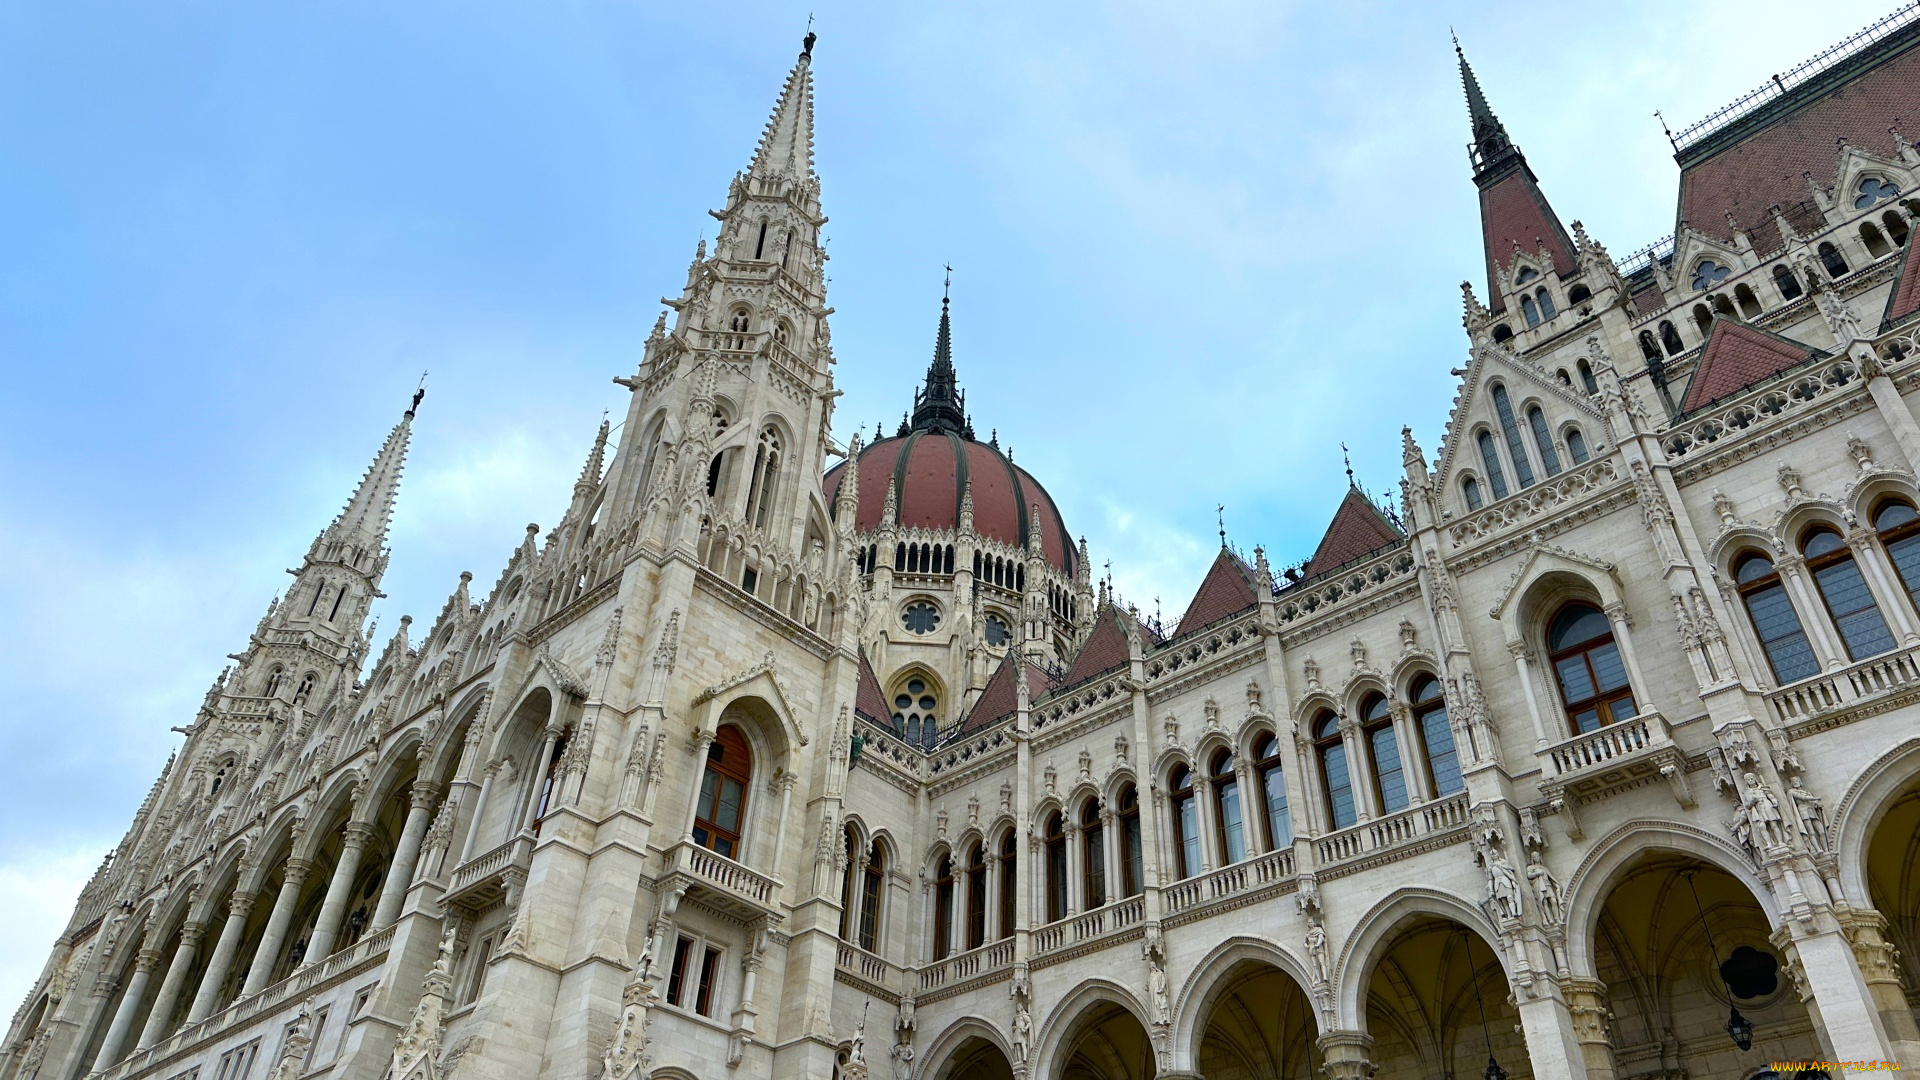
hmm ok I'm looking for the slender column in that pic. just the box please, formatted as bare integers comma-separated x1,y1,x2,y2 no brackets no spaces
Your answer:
1193,776,1220,868
1850,532,1919,644
1233,760,1264,853
1780,556,1846,669
1063,822,1083,916
1099,808,1118,904
1603,604,1657,720
1387,702,1430,804
767,772,797,873
983,853,1001,940
372,785,439,930
1510,643,1552,750
135,924,204,1049
1315,1031,1373,1080
185,893,255,1022
305,823,376,962
1337,720,1375,822
92,948,160,1072
458,769,495,863
241,860,312,995
520,730,560,832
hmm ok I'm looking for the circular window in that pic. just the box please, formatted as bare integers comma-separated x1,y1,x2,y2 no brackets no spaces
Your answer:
893,677,940,747
903,602,941,634
984,613,1012,646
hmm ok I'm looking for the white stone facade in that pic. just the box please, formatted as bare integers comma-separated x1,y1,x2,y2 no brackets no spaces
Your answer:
8,22,1920,1080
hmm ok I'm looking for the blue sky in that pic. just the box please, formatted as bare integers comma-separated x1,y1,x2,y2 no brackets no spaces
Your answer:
0,0,1898,1004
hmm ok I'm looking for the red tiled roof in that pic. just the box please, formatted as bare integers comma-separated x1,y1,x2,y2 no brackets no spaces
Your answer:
1059,606,1135,689
1630,286,1667,316
824,434,1075,573
1676,42,1920,247
1479,168,1577,313
1175,549,1260,635
957,653,1049,735
854,650,889,728
1886,236,1920,327
1304,489,1405,578
1679,319,1826,413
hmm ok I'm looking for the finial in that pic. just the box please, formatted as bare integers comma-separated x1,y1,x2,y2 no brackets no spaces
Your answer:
407,372,428,418
1217,504,1227,549
1342,443,1355,488
1451,26,1460,54
802,20,816,57
1655,110,1676,152
943,263,952,306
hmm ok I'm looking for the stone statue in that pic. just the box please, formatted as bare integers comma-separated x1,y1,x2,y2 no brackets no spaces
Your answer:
1011,1003,1031,1065
1526,850,1562,925
1304,916,1331,986
1741,772,1787,848
1787,776,1827,848
1143,928,1170,1024
1485,849,1522,921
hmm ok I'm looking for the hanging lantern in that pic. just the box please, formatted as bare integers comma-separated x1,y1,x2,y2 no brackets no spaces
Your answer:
1726,1004,1754,1052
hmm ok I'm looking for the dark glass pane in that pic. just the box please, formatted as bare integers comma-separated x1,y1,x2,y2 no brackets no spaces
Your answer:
1888,532,1920,599
1123,816,1144,896
1876,503,1919,530
1605,696,1637,724
1492,385,1536,488
1478,432,1510,500
1085,828,1105,908
1588,642,1629,692
1178,796,1201,877
698,770,719,815
1567,429,1589,464
715,777,743,832
1572,709,1601,734
1528,408,1563,476
1736,555,1775,584
1262,766,1291,847
1411,676,1442,704
1323,744,1355,829
1814,559,1893,659
1219,779,1246,862
1421,707,1463,794
1803,531,1845,558
1555,654,1596,704
1370,726,1407,813
1745,585,1819,683
714,836,733,858
1549,605,1610,652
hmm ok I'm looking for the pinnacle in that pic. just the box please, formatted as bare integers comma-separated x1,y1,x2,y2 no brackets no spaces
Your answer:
325,402,416,553
1455,37,1519,179
748,39,818,183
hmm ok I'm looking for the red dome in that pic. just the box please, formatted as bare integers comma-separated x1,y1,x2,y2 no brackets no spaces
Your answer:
826,432,1077,575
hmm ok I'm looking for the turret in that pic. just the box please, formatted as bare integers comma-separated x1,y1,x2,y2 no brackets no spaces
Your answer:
1457,41,1577,319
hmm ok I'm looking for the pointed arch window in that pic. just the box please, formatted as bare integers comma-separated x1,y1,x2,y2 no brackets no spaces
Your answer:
1360,694,1408,814
1862,222,1893,259
1080,800,1106,909
1577,359,1599,395
891,675,939,747
1565,426,1590,464
1463,477,1484,510
1520,294,1540,328
1638,331,1662,363
1476,431,1510,501
1802,527,1893,660
1659,321,1685,355
693,725,751,858
1169,766,1200,878
932,853,954,960
838,825,860,941
293,672,317,705
1210,750,1247,863
1818,242,1850,279
1735,283,1763,318
1737,552,1818,684
860,840,885,951
1885,210,1910,247
1117,786,1143,898
1253,733,1291,849
1411,676,1463,795
997,831,1017,939
964,842,987,950
1548,603,1636,734
1691,260,1731,291
1313,712,1356,830
1527,406,1563,476
1043,812,1067,922
264,667,286,698
1535,288,1556,319
1874,500,1920,611
744,427,783,530
1490,385,1535,488
1773,264,1804,301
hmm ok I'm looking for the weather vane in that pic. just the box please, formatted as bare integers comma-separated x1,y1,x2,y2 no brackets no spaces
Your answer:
1217,504,1227,548
1342,443,1355,488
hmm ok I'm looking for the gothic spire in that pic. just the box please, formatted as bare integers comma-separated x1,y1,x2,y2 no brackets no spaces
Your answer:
748,34,818,183
908,274,972,437
1455,38,1521,185
324,391,420,553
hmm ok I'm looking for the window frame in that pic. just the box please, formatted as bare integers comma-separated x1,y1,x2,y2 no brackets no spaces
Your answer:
1043,812,1068,922
692,724,752,860
1735,551,1820,685
1080,800,1106,909
1545,602,1638,735
1253,733,1291,850
1168,766,1200,879
1358,694,1408,815
1209,749,1247,864
1409,675,1463,796
1313,711,1356,831
1800,525,1894,661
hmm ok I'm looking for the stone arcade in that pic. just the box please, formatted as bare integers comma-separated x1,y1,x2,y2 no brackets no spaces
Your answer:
10,15,1920,1080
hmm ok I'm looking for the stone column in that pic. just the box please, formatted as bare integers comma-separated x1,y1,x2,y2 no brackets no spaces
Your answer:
1779,556,1846,669
1234,759,1266,854
1315,1030,1373,1080
1337,719,1375,822
1193,775,1220,867
1564,977,1617,1080
305,823,376,962
1603,604,1655,713
372,785,439,930
1063,821,1083,916
1841,911,1920,1067
1389,702,1432,804
1508,642,1553,750
1515,990,1592,1080
241,859,312,996
91,947,160,1072
1774,923,1901,1073
767,772,797,874
983,852,1001,940
520,729,560,832
1099,808,1118,903
135,923,204,1049
185,892,255,1022
457,768,495,863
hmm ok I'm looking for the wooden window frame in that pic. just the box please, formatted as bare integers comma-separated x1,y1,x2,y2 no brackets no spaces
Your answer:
692,725,752,860
1043,813,1067,923
1546,602,1637,736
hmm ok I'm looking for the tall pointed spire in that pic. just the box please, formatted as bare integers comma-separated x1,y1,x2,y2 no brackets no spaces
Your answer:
748,34,818,183
1456,37,1519,182
324,389,420,552
909,270,972,437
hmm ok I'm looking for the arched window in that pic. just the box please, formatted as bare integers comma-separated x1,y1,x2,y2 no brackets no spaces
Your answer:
264,667,286,698
1491,385,1535,488
1253,733,1291,850
1360,694,1408,814
1527,406,1563,476
693,725,751,859
293,672,316,705
1515,266,1539,285
745,427,783,530
860,840,885,951
1080,801,1106,909
932,853,954,960
532,727,570,833
1463,477,1484,510
706,450,728,499
1169,766,1200,878
1410,676,1463,795
1476,431,1510,501
1692,303,1714,335
1660,321,1685,355
1855,176,1900,209
1818,242,1850,279
729,308,751,333
838,826,860,941
1568,283,1591,306
1874,500,1920,613
1734,283,1763,318
1314,712,1356,830
1547,603,1636,735
1491,324,1513,343
1772,264,1804,301
1691,260,1731,291
965,843,987,950
1535,288,1557,319
1885,210,1911,247
1520,294,1540,328
997,831,1017,939
1577,359,1599,395
1712,293,1737,318
1210,750,1246,864
1117,786,1143,898
1044,812,1067,922
1638,331,1662,362
1862,222,1893,259
891,675,939,747
1736,552,1818,684
1802,527,1893,660
1565,426,1590,464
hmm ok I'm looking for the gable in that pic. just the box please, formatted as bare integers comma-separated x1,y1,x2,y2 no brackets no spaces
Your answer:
1679,319,1827,414
1059,607,1134,690
854,650,890,729
1304,489,1405,578
958,653,1048,735
1175,550,1261,635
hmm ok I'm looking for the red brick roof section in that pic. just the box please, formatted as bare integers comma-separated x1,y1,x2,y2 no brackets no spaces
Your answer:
855,650,890,728
1885,238,1920,326
1059,606,1135,690
1679,320,1825,414
1676,43,1920,247
900,432,957,530
1304,489,1405,578
1176,549,1260,635
957,652,1045,735
1480,170,1577,313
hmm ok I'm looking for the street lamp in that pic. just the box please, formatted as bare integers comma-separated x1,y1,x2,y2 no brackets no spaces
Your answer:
1461,929,1508,1080
1684,869,1753,1052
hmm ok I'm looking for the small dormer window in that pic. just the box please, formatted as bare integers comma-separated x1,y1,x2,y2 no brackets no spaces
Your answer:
1515,267,1539,285
1855,176,1900,209
1690,260,1731,291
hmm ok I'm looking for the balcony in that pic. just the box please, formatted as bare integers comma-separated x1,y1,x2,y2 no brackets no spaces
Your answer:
658,840,782,921
918,938,1016,993
1163,847,1295,920
442,832,532,914
1032,894,1146,962
834,941,894,990
1536,713,1690,838
1314,791,1471,874
1767,641,1920,726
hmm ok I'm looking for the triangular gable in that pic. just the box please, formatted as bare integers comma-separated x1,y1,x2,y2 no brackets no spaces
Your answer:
1058,606,1135,690
1885,236,1920,329
1176,549,1261,635
1435,338,1606,482
854,650,890,729
1480,175,1578,312
1679,319,1828,414
957,652,1048,736
1304,489,1405,578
